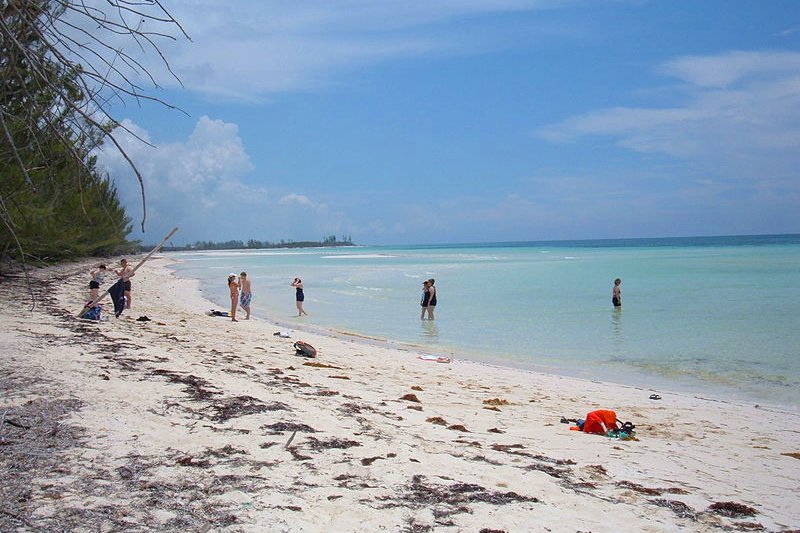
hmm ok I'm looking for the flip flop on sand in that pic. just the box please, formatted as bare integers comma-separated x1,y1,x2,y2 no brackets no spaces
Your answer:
649,394,662,400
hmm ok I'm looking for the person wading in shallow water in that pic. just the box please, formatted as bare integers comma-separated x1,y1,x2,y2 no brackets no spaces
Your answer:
426,278,437,320
420,280,430,320
228,273,239,322
612,278,622,308
292,277,308,316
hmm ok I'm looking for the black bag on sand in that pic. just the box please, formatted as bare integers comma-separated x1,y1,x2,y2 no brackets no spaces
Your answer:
293,341,317,358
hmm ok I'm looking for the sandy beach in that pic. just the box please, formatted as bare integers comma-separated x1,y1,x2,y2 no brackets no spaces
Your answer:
1,256,799,533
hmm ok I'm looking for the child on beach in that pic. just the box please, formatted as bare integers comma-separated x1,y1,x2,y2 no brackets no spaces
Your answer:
291,278,308,317
239,272,252,320
612,278,622,308
228,273,239,322
89,264,107,300
115,259,135,310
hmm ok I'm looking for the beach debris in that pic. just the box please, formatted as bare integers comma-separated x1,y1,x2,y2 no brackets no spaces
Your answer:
411,386,424,391
284,431,298,449
707,501,758,518
313,389,340,396
483,406,502,412
259,442,278,449
730,522,765,531
327,495,343,501
275,505,302,512
303,361,342,369
262,422,317,434
652,499,697,520
781,452,800,460
206,444,247,458
176,456,211,468
487,427,505,434
150,369,220,401
407,405,423,411
426,417,448,426
288,447,312,461
329,375,351,380
362,455,387,466
400,393,421,403
389,474,539,515
304,436,361,450
616,481,689,496
210,396,288,422
483,398,509,406
479,529,508,533
447,424,469,432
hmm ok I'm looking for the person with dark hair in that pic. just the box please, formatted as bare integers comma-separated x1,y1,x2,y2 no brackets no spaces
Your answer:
89,264,107,300
228,273,239,322
420,280,430,320
239,272,252,319
115,259,135,310
612,278,622,308
291,277,308,316
426,278,437,320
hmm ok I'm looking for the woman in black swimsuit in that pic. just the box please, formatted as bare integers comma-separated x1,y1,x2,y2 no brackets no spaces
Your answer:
426,278,437,320
292,278,308,316
420,280,430,319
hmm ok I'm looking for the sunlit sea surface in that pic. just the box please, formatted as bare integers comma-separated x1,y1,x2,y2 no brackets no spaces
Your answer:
168,235,800,409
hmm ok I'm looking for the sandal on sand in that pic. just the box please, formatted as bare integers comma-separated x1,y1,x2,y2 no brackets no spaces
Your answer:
649,394,662,400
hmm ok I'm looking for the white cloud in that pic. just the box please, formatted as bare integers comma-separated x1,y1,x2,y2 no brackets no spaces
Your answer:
73,0,576,101
538,50,800,182
94,117,348,243
279,193,315,207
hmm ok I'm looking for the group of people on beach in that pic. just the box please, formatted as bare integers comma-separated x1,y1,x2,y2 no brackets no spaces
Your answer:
88,259,135,309
224,274,308,322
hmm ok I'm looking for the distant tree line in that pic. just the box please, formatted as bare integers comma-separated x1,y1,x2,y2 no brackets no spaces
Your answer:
156,235,355,252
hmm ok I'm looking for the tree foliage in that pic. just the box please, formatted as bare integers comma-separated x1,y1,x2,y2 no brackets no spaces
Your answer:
0,0,186,264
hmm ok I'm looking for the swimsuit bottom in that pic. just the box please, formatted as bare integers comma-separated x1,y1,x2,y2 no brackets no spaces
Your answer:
89,281,100,289
240,293,252,307
123,281,132,291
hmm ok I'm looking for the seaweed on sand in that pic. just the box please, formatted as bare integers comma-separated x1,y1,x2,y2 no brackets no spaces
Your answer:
210,396,288,422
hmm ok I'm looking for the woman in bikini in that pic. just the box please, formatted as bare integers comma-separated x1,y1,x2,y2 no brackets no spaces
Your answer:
228,273,239,321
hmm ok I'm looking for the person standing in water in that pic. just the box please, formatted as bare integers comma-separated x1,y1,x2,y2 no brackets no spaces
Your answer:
426,278,437,320
292,277,308,316
228,273,239,322
612,278,622,308
239,272,252,320
420,280,430,320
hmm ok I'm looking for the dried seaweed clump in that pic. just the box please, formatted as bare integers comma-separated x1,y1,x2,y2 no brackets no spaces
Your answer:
391,475,539,515
483,398,509,406
652,499,697,520
261,422,317,434
401,394,421,403
210,395,288,422
426,417,447,426
707,501,758,518
304,436,361,451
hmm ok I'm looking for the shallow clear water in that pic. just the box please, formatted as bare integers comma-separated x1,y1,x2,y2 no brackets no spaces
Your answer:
169,235,800,408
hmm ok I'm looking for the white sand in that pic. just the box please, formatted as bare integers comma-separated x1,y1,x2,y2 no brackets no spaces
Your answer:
1,256,798,532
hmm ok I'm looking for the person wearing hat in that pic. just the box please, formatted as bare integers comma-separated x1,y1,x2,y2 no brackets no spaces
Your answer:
227,273,240,322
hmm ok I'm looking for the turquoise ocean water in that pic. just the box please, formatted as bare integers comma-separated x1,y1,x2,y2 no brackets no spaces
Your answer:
169,235,800,409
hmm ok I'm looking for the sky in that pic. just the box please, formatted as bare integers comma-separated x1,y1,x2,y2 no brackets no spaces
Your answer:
89,0,800,245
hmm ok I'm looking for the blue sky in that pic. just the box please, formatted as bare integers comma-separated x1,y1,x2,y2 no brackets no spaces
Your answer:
92,0,800,245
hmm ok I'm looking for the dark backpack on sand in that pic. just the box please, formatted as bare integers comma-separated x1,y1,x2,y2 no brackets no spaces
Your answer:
293,341,317,358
